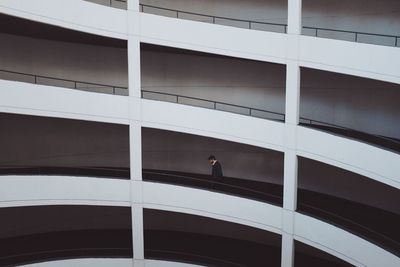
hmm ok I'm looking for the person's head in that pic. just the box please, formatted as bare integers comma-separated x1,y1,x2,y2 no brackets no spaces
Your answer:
208,155,216,164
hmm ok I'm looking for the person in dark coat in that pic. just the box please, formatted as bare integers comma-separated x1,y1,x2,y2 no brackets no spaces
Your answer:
208,155,223,178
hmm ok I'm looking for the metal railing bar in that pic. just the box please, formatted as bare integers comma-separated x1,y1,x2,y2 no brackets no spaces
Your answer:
0,166,130,176
139,4,287,28
299,203,400,247
141,89,285,120
303,26,400,40
0,69,127,93
143,170,282,201
300,117,400,146
0,247,131,260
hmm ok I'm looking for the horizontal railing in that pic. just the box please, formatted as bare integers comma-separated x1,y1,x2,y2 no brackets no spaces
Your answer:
299,117,400,153
139,3,399,47
145,170,400,256
0,165,398,254
299,203,400,256
0,166,130,179
139,4,288,33
303,26,399,47
141,89,285,122
143,170,283,205
0,69,128,95
84,0,127,9
0,247,132,261
298,191,400,257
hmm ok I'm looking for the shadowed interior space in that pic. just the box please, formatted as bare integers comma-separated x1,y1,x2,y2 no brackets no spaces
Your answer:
0,13,128,95
300,67,400,153
0,205,132,266
141,44,286,121
142,127,284,205
297,157,400,256
294,240,353,267
0,113,130,179
302,0,400,46
144,209,282,267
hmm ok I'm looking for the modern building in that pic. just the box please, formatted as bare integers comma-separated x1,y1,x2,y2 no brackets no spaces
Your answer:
0,0,399,266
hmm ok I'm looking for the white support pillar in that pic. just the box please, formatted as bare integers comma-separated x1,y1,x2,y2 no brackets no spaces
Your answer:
282,0,302,258
281,150,298,267
281,232,295,267
128,35,141,98
127,0,139,12
130,123,142,181
283,151,298,211
287,0,302,35
127,2,143,265
132,203,144,262
130,123,144,266
285,61,301,125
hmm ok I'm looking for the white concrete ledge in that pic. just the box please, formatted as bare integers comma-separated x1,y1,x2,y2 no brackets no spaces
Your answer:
299,35,400,85
294,212,400,267
142,181,283,234
0,176,131,207
0,80,130,124
141,99,286,152
0,0,128,39
297,126,400,189
140,13,287,64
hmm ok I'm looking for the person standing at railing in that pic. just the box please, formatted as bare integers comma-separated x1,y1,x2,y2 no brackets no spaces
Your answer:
208,155,223,178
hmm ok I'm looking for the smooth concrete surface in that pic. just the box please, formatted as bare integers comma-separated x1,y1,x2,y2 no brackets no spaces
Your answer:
141,99,286,152
0,80,130,124
0,0,128,39
140,0,287,26
297,126,400,189
142,181,283,234
0,176,130,208
140,12,288,64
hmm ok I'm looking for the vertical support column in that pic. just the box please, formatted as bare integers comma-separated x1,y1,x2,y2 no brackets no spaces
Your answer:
282,0,302,260
127,2,143,266
127,0,139,12
287,0,302,35
130,123,144,266
281,232,295,267
128,35,141,98
285,62,301,125
283,151,298,211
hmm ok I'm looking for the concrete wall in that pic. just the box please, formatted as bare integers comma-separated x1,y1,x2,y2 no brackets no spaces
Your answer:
142,127,284,184
298,157,400,215
0,113,129,168
141,47,286,115
0,33,128,90
300,67,400,139
303,0,400,44
140,0,287,26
